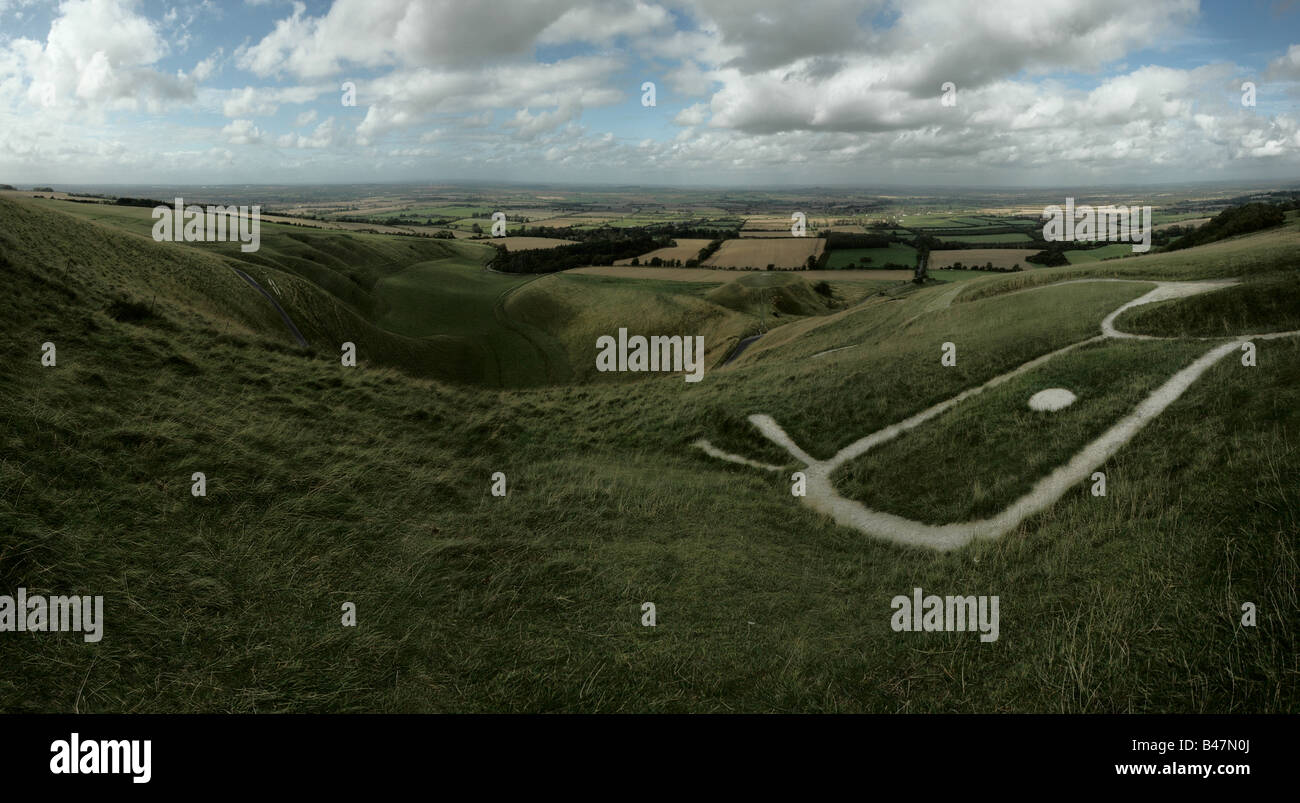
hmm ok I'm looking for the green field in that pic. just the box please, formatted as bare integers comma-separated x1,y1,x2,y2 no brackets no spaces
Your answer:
2,193,1297,714
936,232,1034,243
899,214,971,228
824,243,917,268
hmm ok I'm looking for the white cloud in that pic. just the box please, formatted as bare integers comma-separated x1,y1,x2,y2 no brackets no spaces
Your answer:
3,0,195,112
236,0,572,78
1267,43,1300,80
674,102,709,126
539,0,671,44
503,100,593,138
276,116,338,148
221,118,263,144
353,56,623,142
221,83,330,117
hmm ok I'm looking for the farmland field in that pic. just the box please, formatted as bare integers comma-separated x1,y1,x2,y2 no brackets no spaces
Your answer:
615,238,713,264
935,232,1034,243
703,237,825,268
489,236,577,250
824,243,917,268
568,265,912,281
930,248,1038,269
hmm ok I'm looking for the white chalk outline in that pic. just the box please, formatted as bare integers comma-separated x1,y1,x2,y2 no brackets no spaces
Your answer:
696,279,1299,551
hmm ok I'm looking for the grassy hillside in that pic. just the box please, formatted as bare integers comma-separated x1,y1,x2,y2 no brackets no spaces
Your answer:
1,194,1295,713
29,197,558,386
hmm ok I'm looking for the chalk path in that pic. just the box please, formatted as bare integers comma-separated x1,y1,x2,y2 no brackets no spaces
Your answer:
695,279,1300,551
231,267,309,348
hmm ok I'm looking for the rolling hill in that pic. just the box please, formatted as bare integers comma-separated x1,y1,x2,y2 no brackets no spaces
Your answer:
1,194,1296,713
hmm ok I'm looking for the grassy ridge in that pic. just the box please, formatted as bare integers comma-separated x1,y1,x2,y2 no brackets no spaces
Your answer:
1116,271,1300,338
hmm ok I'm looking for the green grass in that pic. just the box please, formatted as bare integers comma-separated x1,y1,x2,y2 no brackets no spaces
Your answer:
1116,271,1300,337
833,338,1211,523
1,194,1296,714
927,269,1007,282
1063,243,1142,263
34,198,557,387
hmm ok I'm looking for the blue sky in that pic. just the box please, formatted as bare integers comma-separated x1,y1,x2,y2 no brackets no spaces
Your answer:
1,0,1298,186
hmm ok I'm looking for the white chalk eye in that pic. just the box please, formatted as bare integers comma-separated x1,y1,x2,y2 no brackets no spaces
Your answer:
1028,388,1077,412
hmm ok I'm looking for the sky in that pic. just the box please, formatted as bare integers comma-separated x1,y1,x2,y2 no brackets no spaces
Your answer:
1,0,1299,187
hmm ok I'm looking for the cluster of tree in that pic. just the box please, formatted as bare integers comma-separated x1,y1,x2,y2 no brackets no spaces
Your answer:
0,184,17,190
1025,243,1070,266
909,233,943,251
114,197,169,208
940,261,1023,273
504,222,739,243
32,186,55,193
695,238,725,263
837,257,912,269
1164,202,1286,251
489,233,674,274
822,231,893,250
630,256,687,267
649,222,741,239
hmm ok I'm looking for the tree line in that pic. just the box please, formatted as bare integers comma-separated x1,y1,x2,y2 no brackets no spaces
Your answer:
489,233,676,274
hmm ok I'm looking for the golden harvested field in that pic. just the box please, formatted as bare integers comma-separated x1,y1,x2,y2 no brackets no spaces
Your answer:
929,248,1039,269
614,238,712,265
703,237,825,268
568,266,908,282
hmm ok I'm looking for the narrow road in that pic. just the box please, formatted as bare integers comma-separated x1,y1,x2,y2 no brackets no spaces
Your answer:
723,334,762,366
231,266,309,348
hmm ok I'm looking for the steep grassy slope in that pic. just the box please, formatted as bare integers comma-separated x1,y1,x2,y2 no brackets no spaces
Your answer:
505,272,754,382
1,195,1295,713
26,197,557,386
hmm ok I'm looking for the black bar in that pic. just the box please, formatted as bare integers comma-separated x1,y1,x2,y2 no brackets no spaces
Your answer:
0,714,1285,790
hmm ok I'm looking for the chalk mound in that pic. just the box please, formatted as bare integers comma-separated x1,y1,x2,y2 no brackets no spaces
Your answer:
1028,388,1077,411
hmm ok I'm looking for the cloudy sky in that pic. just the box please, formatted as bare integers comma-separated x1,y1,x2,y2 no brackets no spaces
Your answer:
1,0,1299,186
